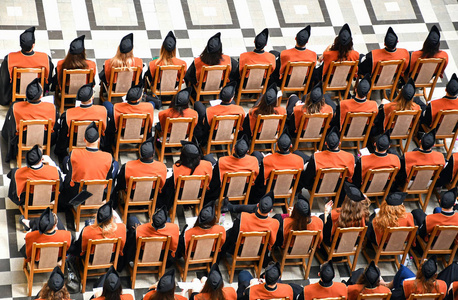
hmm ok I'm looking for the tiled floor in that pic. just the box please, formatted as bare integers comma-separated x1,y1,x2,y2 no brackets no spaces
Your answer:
0,0,458,299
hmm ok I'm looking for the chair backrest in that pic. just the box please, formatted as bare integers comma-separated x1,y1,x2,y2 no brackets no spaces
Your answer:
299,113,332,140
136,236,171,264
176,175,209,202
361,168,399,196
312,168,348,196
387,110,421,138
340,112,376,141
407,293,444,300
312,297,345,300
427,226,458,252
19,119,52,148
323,61,358,99
235,231,270,259
162,117,196,146
357,293,392,300
281,61,316,94
69,120,103,151
187,233,222,261
208,115,242,146
432,110,458,138
404,165,442,193
117,113,150,141
12,67,45,102
31,242,68,270
86,238,122,266
378,226,417,253
239,64,273,93
152,64,186,95
79,179,113,207
109,67,142,94
265,169,302,207
330,227,367,255
197,65,230,93
372,60,405,88
284,230,320,257
62,69,95,95
126,176,161,203
25,179,60,209
411,58,446,87
250,114,286,153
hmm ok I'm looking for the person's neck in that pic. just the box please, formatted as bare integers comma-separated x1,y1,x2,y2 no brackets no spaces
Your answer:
295,45,306,50
376,149,387,154
30,162,43,169
21,49,34,55
86,142,98,149
442,208,454,213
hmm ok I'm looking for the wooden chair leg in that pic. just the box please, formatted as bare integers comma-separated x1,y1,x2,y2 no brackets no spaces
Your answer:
131,265,137,289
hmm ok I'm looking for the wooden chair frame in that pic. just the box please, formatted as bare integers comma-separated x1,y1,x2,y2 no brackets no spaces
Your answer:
191,65,230,103
58,68,95,114
360,167,399,207
339,112,377,154
17,119,52,167
293,112,332,152
236,64,273,105
155,117,196,162
265,169,302,209
385,110,421,155
146,64,186,105
170,175,209,222
113,113,150,161
322,61,358,101
367,59,405,101
20,179,60,220
100,66,142,102
357,293,392,300
12,67,45,103
69,120,103,152
280,61,316,103
249,114,286,154
410,58,446,102
407,293,444,300
308,168,348,209
217,171,255,220
401,165,443,211
204,115,242,156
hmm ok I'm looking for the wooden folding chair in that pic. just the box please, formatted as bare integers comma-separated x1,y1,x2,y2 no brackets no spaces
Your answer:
129,236,171,289
170,175,209,222
69,120,103,152
280,61,315,102
360,167,399,207
58,69,95,114
17,119,52,167
249,114,286,154
80,238,122,293
293,112,332,151
402,165,443,211
407,294,444,300
340,112,377,153
317,226,368,272
146,64,186,105
224,231,270,283
12,67,45,102
113,113,150,161
411,225,458,268
155,117,196,162
308,168,348,209
357,293,392,300
410,58,447,102
217,171,255,220
386,110,421,154
100,66,142,102
236,64,272,105
119,176,161,223
23,241,68,296
176,233,222,281
363,226,416,269
272,230,320,279
72,179,113,231
204,115,242,155
366,60,405,101
314,297,346,300
20,179,59,220
191,65,230,103
322,61,358,101
265,169,302,209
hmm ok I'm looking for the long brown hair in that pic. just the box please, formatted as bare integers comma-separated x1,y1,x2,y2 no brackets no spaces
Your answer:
420,40,440,59
413,263,440,294
111,47,135,69
200,46,223,65
302,93,324,114
60,52,88,83
200,281,225,300
193,215,217,229
102,278,123,300
394,93,415,111
149,288,176,300
290,203,311,231
373,202,406,232
330,36,354,61
336,196,370,228
157,47,176,66
39,283,70,300
253,95,276,118
91,217,117,238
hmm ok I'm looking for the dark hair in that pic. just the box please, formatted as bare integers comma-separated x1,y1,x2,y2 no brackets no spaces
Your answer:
149,288,176,300
356,265,381,288
303,93,325,114
290,203,311,231
394,93,415,111
330,36,354,61
253,95,276,118
420,40,440,59
102,279,123,300
200,46,223,66
169,95,187,116
21,45,33,52
175,153,201,174
200,281,225,300
39,283,70,300
60,52,88,84
193,215,217,229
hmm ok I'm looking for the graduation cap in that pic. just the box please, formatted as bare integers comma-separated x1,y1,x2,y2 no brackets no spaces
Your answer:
77,83,94,102
446,73,458,96
440,187,457,209
69,190,93,206
325,127,340,150
357,74,372,98
152,206,168,230
207,32,222,54
85,121,99,143
309,81,323,104
338,24,352,46
20,27,35,50
26,144,42,167
198,201,216,224
26,78,42,101
140,137,154,159
220,81,237,102
264,83,278,106
174,87,191,107
104,266,121,292
425,25,440,47
296,25,311,46
254,28,269,50
384,27,398,49
234,135,249,158
421,128,436,150
119,33,134,54
296,195,310,217
38,207,54,234
69,35,85,55
364,261,380,288
376,130,391,151
320,261,335,283
97,201,113,224
126,84,143,102
401,78,416,101
163,31,176,52
181,140,201,158
208,264,223,290
265,262,281,285
422,255,437,280
344,180,366,202
386,192,407,206
157,269,175,292
48,266,65,292
277,130,292,153
259,191,274,214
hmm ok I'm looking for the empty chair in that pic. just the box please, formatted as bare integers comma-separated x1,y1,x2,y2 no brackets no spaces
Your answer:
366,60,405,101
236,64,273,105
12,67,45,102
322,61,358,101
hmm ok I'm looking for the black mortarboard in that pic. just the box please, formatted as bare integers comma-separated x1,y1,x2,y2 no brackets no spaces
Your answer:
48,266,65,292
264,83,278,106
255,28,269,50
310,81,323,103
69,35,85,55
401,78,416,101
338,24,352,46
425,25,440,47
220,81,237,102
198,201,215,224
357,74,372,97
296,26,311,46
386,192,407,206
157,269,175,292
208,264,223,290
207,32,222,54
77,83,94,102
38,207,54,234
126,84,143,102
421,128,436,150
376,130,391,151
26,144,42,167
152,206,168,230
105,266,121,292
440,187,457,209
181,140,200,158
119,33,133,53
422,255,437,279
296,196,310,217
97,201,113,224
163,31,176,52
20,27,35,49
85,121,99,143
259,191,274,214
69,190,93,206
446,73,458,96
140,137,154,158
234,135,249,158
265,262,281,285
364,261,380,288
325,127,340,149
320,261,335,283
174,87,191,107
26,78,42,101
344,180,365,202
277,131,292,152
384,27,398,49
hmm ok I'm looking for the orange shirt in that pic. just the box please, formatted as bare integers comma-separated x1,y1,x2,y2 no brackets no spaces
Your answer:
173,160,213,186
69,148,112,183
331,208,366,236
25,230,71,262
125,159,167,189
372,213,415,245
404,150,445,178
218,155,259,182
14,165,60,198
158,107,198,132
184,225,226,255
143,290,187,300
66,105,107,134
195,287,237,300
248,106,286,133
339,98,378,129
315,150,355,178
80,223,127,256
56,59,96,86
262,152,304,182
429,97,458,125
93,295,133,300
8,51,51,83
148,57,187,83
194,55,232,82
136,223,180,257
103,57,143,83
293,104,333,132
239,51,276,74
322,50,359,78
280,48,317,77
239,212,280,249
249,283,294,300
347,284,391,300
206,104,245,127
113,102,155,131
303,282,348,300
371,48,410,75
282,216,323,248
359,153,401,184
403,279,447,299
12,101,56,132
383,102,421,129
409,50,448,75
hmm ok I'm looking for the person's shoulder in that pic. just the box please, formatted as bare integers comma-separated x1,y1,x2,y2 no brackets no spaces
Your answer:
311,215,324,226
166,222,180,231
25,230,40,240
121,293,134,300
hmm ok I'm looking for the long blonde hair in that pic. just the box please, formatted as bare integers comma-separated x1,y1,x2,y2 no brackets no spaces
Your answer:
92,217,117,238
110,47,135,69
394,93,415,111
373,201,406,231
337,196,370,228
157,47,176,66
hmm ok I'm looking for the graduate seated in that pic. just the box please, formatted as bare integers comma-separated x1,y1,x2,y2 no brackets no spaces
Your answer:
36,267,70,300
346,261,391,300
143,269,187,300
156,87,198,133
190,264,237,300
92,266,134,300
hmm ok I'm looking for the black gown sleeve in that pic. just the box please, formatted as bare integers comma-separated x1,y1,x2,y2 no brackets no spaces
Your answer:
371,104,385,137
7,168,20,205
418,218,428,239
114,163,127,193
421,104,433,128
352,158,363,188
330,102,341,129
302,154,316,190
322,213,333,246
2,104,19,162
0,55,12,106
184,61,197,86
54,113,69,160
358,52,373,76
436,156,454,188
